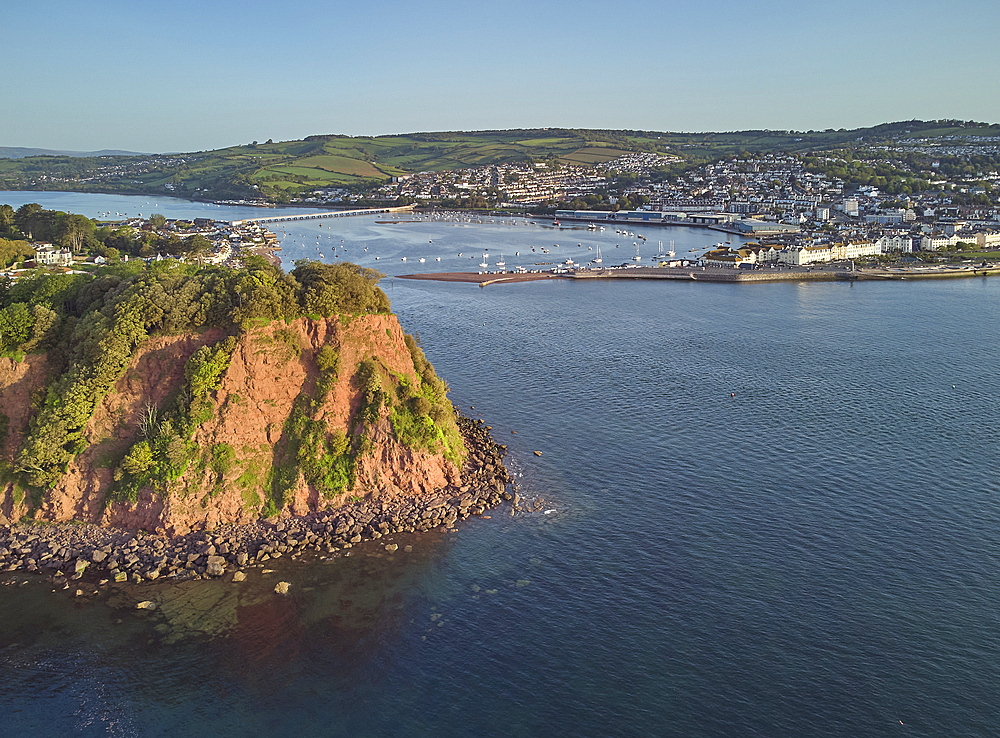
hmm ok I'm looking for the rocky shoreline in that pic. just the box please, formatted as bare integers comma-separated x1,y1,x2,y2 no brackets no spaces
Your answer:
0,415,511,588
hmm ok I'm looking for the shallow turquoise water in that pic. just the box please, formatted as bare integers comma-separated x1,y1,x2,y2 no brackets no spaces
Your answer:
3,193,1000,737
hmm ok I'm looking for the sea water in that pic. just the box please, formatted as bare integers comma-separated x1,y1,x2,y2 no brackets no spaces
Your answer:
2,193,999,737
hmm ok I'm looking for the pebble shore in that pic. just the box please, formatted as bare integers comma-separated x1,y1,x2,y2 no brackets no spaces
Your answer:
0,416,511,587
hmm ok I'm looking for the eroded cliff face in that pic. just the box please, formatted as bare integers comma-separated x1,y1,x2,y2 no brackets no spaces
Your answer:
0,315,463,534
0,354,49,522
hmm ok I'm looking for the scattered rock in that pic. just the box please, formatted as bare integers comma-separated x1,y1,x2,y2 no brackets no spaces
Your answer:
534,450,542,456
385,543,398,552
232,571,246,582
274,581,290,595
136,600,156,610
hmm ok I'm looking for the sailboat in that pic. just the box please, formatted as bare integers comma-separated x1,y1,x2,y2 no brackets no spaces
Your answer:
479,253,489,268
632,242,641,262
495,253,506,268
591,244,603,265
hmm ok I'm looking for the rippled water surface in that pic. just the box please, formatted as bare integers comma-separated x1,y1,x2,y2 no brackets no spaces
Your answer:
3,194,1000,737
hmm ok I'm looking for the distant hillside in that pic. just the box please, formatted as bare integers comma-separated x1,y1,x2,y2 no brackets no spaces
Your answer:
0,147,147,160
1,120,997,202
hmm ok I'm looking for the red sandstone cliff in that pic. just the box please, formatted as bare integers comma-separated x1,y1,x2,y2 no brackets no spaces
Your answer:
0,315,462,534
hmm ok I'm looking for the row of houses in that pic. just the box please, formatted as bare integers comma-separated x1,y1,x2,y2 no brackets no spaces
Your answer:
702,235,915,268
920,229,1000,251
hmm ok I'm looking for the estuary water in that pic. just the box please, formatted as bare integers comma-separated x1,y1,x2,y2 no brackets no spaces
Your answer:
2,192,1000,737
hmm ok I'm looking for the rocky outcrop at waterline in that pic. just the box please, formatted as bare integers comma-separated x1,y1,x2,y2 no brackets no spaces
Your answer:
0,260,516,588
0,416,512,583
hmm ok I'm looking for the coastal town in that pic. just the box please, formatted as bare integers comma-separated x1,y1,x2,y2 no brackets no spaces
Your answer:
294,143,1000,272
3,132,1000,280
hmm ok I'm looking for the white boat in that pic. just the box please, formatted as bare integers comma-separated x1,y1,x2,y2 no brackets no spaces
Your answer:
632,243,641,262
496,253,505,268
591,245,603,265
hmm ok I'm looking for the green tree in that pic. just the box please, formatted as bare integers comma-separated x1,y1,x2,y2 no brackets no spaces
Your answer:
0,204,15,236
58,213,95,254
121,441,154,475
0,303,34,350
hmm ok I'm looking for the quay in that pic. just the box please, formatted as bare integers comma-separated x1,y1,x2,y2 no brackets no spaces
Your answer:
399,264,1000,286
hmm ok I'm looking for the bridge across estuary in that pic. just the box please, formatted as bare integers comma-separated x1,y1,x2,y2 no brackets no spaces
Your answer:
230,205,413,227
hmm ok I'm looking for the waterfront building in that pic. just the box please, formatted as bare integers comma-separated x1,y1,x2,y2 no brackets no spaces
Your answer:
33,244,73,267
876,235,914,253
976,230,1000,249
734,219,800,236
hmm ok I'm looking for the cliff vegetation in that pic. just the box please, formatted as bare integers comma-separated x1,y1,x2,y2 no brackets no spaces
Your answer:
0,257,465,535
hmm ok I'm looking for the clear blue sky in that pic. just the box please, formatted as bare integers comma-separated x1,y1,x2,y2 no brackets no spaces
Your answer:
4,0,998,153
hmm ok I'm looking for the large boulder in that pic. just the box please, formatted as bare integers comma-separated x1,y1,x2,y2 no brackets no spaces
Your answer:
205,555,226,577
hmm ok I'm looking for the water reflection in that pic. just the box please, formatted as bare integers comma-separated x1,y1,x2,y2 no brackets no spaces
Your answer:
0,530,460,733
